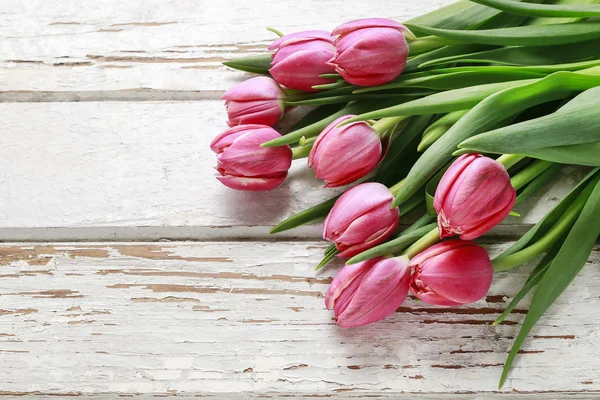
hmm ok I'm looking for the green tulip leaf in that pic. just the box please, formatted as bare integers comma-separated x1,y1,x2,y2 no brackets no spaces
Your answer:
458,86,600,155
269,195,339,234
404,44,492,72
469,0,600,18
499,176,600,388
222,54,272,74
419,38,600,68
405,21,600,47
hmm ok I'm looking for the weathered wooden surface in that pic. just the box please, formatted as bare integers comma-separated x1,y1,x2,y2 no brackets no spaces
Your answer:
1,242,599,398
0,0,452,96
1,0,599,397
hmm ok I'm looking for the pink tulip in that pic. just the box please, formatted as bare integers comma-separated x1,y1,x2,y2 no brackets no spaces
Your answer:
324,182,399,258
269,30,336,92
308,115,382,187
329,18,412,87
326,256,411,328
210,125,292,191
434,153,516,240
409,240,493,306
222,76,286,127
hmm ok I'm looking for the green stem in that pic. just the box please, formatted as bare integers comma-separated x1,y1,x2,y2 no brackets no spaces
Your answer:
408,36,454,56
389,179,405,197
496,154,526,169
510,160,553,191
292,143,313,160
402,227,440,259
372,116,407,137
312,80,347,91
267,27,284,37
492,180,595,272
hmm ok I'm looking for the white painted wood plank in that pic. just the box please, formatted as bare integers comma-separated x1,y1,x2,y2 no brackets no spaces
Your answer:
0,241,599,396
0,0,456,95
0,101,584,240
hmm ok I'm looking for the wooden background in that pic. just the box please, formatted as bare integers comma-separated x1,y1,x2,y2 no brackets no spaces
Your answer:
1,1,599,398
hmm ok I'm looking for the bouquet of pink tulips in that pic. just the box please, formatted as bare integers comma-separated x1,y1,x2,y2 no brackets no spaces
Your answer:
212,0,600,387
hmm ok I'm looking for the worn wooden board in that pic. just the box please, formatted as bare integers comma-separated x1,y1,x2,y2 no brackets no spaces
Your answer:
0,101,585,241
0,241,599,397
0,0,454,97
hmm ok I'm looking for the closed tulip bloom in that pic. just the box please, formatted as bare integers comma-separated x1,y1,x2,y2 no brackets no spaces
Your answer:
435,153,516,240
222,76,286,127
324,182,399,258
326,256,411,328
269,30,336,92
210,125,292,191
329,18,412,87
308,115,382,187
409,240,493,306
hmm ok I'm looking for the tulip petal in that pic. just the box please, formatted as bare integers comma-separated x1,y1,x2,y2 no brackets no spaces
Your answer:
434,154,477,213
323,183,395,241
325,259,377,310
311,121,382,186
210,124,266,154
308,115,353,168
336,257,410,328
410,241,493,305
222,76,285,102
216,174,287,191
269,30,333,50
226,100,283,127
337,217,399,258
219,127,292,176
269,46,336,92
332,18,407,36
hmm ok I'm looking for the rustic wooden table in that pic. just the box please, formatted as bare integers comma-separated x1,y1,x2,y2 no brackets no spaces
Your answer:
1,1,599,398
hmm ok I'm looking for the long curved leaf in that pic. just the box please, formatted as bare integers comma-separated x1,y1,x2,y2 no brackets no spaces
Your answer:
499,176,600,388
405,21,600,47
469,0,600,18
419,38,600,67
344,79,535,123
522,143,600,166
458,86,600,154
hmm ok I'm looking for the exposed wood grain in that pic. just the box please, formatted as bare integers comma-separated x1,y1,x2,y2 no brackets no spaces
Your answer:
0,101,584,241
0,0,456,97
0,242,599,396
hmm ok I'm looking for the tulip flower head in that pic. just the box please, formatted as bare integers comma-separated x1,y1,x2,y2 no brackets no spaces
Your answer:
329,18,412,87
210,125,292,191
269,30,337,92
308,115,382,187
409,240,493,306
324,182,399,258
326,256,411,328
222,76,286,127
435,153,516,240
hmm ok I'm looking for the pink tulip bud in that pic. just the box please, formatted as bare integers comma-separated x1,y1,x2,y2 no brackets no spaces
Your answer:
222,76,286,127
210,125,292,191
326,256,410,328
324,182,399,258
408,240,493,306
269,30,336,92
434,153,516,240
308,115,382,187
329,18,412,87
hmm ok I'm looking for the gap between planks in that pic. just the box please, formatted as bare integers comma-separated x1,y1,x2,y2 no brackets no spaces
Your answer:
0,225,539,243
0,89,226,103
